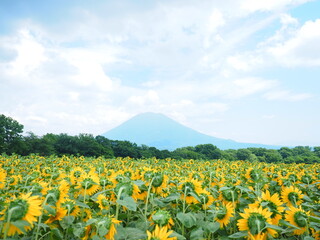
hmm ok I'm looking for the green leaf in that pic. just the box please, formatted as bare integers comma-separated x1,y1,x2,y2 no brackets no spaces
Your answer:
44,204,56,215
190,227,204,240
265,223,283,232
98,226,109,237
115,226,147,240
59,215,75,229
310,215,320,223
203,221,220,233
51,228,63,240
303,195,313,202
303,237,315,240
169,231,187,240
152,198,167,208
279,220,301,230
75,200,90,209
228,231,248,239
236,186,252,192
73,223,85,238
86,218,97,226
163,192,180,202
177,212,197,228
116,196,137,211
133,180,145,186
11,220,29,234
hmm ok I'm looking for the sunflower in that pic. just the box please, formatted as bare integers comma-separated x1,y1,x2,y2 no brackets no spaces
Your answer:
151,209,174,229
179,178,205,204
147,225,177,240
285,206,309,235
281,185,304,207
105,218,121,240
152,174,169,195
0,168,7,189
96,194,110,211
61,199,80,217
76,171,100,197
45,206,67,224
249,190,285,225
215,202,234,228
85,217,121,240
114,181,140,201
70,167,85,185
199,192,214,210
219,187,240,205
6,175,21,186
237,207,277,240
2,192,42,236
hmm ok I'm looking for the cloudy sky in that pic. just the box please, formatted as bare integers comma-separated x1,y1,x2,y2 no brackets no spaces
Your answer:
1,0,320,146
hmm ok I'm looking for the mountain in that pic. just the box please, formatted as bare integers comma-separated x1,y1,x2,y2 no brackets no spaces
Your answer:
102,112,278,150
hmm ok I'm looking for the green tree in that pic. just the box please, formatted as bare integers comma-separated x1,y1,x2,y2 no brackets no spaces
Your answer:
194,144,222,160
314,146,320,157
173,147,204,160
0,114,24,154
236,149,252,161
278,147,293,159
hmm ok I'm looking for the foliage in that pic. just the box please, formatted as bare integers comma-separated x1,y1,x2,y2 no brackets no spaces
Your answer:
0,155,319,239
0,114,24,154
1,114,320,164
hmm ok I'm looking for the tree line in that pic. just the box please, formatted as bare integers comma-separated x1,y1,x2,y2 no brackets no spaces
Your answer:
1,114,320,163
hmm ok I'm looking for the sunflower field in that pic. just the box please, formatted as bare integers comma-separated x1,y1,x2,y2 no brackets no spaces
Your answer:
0,155,319,240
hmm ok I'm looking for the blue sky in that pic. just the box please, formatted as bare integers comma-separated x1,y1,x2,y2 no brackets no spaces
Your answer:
1,0,320,146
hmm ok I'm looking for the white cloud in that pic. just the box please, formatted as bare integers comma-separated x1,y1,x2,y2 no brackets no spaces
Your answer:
264,90,312,101
127,90,160,106
240,0,311,12
268,19,320,66
0,1,317,145
7,29,47,76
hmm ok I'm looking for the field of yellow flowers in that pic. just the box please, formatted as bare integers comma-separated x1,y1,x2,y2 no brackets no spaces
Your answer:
0,155,319,240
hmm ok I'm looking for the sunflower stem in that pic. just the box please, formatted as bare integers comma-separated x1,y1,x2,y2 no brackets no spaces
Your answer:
144,177,155,222
3,206,20,240
115,187,125,220
35,193,54,240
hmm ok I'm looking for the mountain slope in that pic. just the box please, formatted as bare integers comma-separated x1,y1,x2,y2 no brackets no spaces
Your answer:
102,112,278,150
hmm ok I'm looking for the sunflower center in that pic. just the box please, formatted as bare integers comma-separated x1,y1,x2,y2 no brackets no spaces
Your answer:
249,170,260,181
101,199,109,207
182,182,195,195
152,210,171,226
7,199,29,222
200,194,209,204
294,211,308,227
115,182,134,196
74,171,82,178
47,189,60,205
288,174,297,182
8,177,14,184
222,189,238,202
62,201,76,213
288,192,299,205
247,213,267,235
216,206,227,220
263,201,278,218
152,174,164,187
100,178,112,187
192,173,201,180
124,171,132,178
81,178,94,189
301,175,312,184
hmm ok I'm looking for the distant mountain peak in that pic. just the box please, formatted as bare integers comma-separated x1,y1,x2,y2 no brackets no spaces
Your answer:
102,112,277,150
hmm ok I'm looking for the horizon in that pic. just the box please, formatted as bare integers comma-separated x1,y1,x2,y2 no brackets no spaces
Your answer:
1,0,320,147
